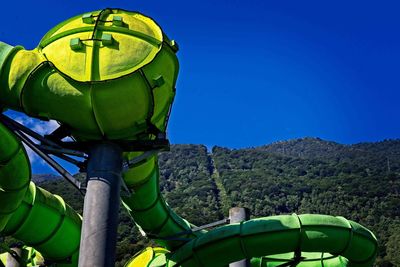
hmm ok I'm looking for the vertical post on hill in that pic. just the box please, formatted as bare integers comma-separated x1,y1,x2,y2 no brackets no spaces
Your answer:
229,207,250,267
78,142,123,267
6,246,21,267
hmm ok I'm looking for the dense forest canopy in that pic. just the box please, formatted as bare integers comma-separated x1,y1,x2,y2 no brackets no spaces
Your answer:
3,138,399,266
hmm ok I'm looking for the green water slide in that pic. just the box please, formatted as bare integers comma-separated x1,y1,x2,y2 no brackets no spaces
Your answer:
121,153,204,250
0,8,378,267
0,123,81,266
125,214,377,267
163,214,377,266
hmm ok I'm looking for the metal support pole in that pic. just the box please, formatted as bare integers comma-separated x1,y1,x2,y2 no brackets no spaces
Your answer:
6,247,21,267
229,207,250,267
78,142,123,267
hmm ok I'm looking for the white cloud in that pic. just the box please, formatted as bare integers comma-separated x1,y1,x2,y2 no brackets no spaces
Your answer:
12,115,60,165
32,120,59,135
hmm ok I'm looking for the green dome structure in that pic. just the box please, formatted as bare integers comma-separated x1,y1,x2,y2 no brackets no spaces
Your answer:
0,8,178,141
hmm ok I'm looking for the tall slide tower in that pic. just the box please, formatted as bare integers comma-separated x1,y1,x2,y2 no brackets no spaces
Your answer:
0,8,377,267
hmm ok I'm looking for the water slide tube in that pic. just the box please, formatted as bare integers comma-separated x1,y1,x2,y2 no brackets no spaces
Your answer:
0,123,82,266
121,153,204,250
126,214,377,267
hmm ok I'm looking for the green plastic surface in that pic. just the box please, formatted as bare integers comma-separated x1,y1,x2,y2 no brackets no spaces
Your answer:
0,123,30,231
162,214,377,267
0,42,14,75
122,155,203,249
0,124,81,265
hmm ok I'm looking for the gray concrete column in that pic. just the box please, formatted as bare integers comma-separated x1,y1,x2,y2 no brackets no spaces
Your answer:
229,207,250,267
78,142,123,267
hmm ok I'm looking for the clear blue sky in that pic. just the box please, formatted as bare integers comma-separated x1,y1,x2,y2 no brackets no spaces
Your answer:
1,1,400,173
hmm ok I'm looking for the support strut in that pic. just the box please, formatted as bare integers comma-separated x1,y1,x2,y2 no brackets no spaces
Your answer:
78,142,123,267
229,207,250,267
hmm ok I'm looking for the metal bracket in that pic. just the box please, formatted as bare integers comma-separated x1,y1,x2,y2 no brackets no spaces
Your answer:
191,218,230,232
146,218,230,241
120,150,160,197
123,150,159,170
0,114,85,195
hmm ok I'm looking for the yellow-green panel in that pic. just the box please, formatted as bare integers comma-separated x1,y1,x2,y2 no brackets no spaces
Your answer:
112,10,163,40
42,32,93,81
90,72,152,139
47,11,100,38
125,247,169,267
141,47,179,130
125,247,154,267
0,48,44,110
96,32,159,81
21,65,101,139
39,9,164,82
123,154,156,186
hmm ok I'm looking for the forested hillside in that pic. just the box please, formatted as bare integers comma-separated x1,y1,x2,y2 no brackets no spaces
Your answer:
213,138,400,266
15,138,400,266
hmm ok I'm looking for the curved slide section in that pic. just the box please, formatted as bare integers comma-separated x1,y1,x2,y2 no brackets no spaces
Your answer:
133,214,377,267
122,153,202,249
166,214,377,267
251,252,349,267
128,250,349,267
121,153,203,249
0,122,31,231
2,183,81,266
250,252,348,267
0,122,81,266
